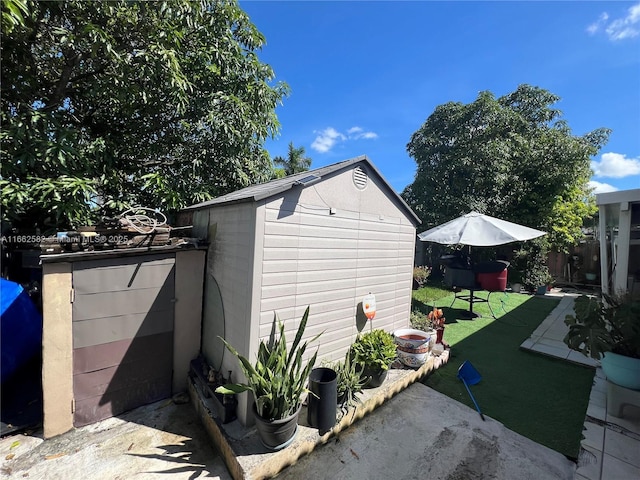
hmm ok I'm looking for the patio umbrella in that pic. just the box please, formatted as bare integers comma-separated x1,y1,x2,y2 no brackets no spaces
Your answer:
417,211,546,246
418,211,546,318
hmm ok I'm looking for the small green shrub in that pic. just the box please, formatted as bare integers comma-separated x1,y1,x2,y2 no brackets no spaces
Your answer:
413,266,431,287
349,329,396,371
410,309,432,331
324,352,367,409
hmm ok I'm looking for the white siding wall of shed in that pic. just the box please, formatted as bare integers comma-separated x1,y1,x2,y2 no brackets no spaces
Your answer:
192,204,259,425
257,166,416,363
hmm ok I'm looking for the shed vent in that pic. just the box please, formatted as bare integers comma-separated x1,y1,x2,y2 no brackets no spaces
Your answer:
353,166,368,190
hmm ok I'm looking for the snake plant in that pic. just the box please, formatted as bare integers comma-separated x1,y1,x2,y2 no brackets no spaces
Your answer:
216,306,321,420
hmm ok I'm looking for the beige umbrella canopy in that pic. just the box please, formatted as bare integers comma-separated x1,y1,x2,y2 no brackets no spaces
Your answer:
418,211,546,247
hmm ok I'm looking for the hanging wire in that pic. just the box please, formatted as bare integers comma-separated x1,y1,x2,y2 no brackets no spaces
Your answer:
119,207,168,234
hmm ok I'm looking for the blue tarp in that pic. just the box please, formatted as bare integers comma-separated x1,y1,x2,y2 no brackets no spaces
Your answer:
1,278,42,384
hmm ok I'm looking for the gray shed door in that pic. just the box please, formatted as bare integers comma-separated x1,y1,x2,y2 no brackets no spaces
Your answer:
72,254,175,427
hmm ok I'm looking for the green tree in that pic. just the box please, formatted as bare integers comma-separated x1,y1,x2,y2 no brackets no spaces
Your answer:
273,142,312,176
403,85,609,252
1,0,289,231
1,0,28,32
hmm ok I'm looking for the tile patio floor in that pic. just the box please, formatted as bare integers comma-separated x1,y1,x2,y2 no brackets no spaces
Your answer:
519,291,640,480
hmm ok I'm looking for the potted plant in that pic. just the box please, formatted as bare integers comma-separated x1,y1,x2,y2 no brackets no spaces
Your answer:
564,293,640,390
216,306,321,450
522,266,552,294
326,351,367,409
509,269,523,293
349,329,396,388
512,242,551,293
428,306,447,345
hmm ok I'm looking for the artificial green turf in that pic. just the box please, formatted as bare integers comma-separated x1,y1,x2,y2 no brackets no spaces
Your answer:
410,282,453,307
418,290,595,460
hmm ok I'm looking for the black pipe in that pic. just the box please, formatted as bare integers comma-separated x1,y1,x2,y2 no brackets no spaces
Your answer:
307,367,337,434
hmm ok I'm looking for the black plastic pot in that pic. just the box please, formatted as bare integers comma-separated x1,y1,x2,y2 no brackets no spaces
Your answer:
307,367,337,433
253,404,300,451
361,365,388,389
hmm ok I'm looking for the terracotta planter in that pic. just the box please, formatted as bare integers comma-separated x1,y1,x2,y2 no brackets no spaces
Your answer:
252,404,300,450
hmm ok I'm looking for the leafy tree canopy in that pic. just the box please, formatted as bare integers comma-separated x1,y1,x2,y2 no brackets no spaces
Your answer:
272,141,312,176
1,0,289,232
402,85,609,252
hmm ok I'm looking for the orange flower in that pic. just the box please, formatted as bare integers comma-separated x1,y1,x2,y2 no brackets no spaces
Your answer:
428,306,445,328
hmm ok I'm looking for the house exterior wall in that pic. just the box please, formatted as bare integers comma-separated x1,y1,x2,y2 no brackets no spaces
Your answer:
597,188,640,294
257,166,416,364
193,204,258,425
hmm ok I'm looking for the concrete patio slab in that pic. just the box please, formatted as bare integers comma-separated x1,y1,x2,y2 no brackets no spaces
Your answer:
190,352,452,480
522,291,640,480
0,396,232,480
275,383,575,480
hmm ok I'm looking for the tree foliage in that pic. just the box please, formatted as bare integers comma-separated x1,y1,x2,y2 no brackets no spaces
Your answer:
272,141,312,176
1,0,288,231
403,85,609,252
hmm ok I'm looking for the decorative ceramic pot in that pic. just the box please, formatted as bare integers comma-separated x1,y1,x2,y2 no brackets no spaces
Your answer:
601,352,640,390
393,328,430,349
252,404,301,450
396,344,429,368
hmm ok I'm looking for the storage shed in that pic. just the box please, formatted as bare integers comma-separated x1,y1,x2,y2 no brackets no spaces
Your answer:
184,156,421,425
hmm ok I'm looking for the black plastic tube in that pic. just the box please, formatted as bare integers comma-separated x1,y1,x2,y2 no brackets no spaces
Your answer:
307,367,337,433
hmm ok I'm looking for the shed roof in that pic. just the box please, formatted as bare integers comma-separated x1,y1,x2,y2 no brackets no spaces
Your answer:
184,155,421,225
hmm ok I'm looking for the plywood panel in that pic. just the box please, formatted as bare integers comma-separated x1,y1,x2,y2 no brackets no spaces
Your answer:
72,255,176,427
72,310,174,349
73,332,173,375
72,281,175,321
73,338,172,401
74,376,172,427
72,255,175,294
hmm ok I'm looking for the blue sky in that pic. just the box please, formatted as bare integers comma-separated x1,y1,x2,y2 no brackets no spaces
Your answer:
241,1,640,194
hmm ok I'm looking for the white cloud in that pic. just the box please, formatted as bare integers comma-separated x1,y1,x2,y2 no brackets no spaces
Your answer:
587,12,609,35
346,125,378,140
311,126,378,153
587,2,640,40
589,180,618,194
591,152,640,178
311,127,345,153
359,131,378,139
